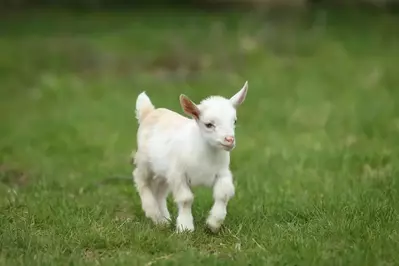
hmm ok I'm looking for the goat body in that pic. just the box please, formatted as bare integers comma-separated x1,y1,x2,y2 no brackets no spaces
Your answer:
132,82,248,232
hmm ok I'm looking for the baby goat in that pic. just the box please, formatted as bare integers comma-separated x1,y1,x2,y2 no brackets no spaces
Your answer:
132,81,248,233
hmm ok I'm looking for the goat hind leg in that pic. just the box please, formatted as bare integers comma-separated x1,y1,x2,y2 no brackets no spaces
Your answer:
153,179,171,221
133,167,164,225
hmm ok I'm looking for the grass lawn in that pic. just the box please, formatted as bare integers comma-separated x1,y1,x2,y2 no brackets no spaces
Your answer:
1,8,399,265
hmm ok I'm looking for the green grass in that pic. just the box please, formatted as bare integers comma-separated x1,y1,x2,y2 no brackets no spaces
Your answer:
1,9,399,265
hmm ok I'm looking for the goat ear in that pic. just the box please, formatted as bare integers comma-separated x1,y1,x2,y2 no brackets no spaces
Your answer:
180,94,200,120
230,81,248,108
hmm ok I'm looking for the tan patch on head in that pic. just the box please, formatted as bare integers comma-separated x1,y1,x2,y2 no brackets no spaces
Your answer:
179,94,200,120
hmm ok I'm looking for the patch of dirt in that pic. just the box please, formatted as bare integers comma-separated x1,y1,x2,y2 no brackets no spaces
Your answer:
38,37,209,79
113,210,135,222
0,164,30,187
83,248,100,263
39,37,105,76
146,51,203,76
10,35,247,84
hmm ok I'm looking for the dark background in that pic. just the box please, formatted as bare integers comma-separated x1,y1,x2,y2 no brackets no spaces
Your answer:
2,0,399,11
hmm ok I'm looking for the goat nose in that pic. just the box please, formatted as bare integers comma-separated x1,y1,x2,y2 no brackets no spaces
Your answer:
225,136,235,144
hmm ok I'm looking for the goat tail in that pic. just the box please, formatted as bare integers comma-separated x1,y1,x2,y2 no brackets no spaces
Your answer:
135,91,155,123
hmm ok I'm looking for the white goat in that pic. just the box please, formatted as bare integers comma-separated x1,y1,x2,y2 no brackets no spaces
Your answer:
132,81,248,233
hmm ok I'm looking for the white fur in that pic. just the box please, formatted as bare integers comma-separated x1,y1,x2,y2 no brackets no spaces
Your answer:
132,81,248,233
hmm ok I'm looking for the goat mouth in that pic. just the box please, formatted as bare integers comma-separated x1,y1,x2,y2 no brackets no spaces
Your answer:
219,143,234,151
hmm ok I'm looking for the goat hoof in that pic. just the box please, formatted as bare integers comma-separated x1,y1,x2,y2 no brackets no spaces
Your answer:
176,224,194,233
155,218,170,228
206,217,222,233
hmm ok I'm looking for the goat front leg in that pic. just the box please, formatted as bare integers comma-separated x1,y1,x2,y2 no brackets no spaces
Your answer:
206,170,235,233
170,174,194,233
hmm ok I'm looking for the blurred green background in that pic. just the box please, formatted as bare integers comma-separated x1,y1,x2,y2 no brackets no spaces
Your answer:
1,0,399,9
1,1,399,266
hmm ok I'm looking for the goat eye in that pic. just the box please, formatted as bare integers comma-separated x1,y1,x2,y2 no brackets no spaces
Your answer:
234,120,237,125
205,123,214,128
